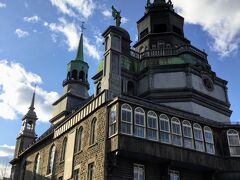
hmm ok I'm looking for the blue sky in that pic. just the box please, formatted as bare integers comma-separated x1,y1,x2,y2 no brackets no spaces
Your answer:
0,0,240,176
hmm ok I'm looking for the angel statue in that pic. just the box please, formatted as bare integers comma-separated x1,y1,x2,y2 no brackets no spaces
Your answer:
112,5,122,27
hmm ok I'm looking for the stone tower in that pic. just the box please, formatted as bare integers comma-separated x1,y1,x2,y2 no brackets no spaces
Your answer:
51,33,90,124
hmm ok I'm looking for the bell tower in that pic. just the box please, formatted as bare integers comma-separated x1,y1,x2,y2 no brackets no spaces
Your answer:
14,90,38,158
51,33,90,124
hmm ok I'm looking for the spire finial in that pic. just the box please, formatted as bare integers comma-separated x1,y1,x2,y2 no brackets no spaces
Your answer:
75,22,85,61
29,85,36,110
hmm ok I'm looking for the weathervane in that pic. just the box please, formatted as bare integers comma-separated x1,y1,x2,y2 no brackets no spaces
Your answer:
80,21,86,33
112,5,122,27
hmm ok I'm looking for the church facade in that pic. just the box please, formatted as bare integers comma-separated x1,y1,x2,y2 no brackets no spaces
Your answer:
10,0,240,180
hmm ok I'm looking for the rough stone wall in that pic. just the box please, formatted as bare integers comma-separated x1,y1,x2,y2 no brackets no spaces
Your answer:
19,106,107,180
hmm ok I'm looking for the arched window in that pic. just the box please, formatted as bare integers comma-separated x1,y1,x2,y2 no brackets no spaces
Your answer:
72,69,78,80
61,138,67,161
47,145,55,175
182,120,194,149
134,107,145,138
109,105,117,136
127,81,134,96
171,117,182,146
227,129,240,156
193,123,204,152
90,118,97,145
75,127,83,153
33,153,40,179
79,70,85,81
121,104,132,135
204,126,215,154
159,114,170,144
147,111,158,140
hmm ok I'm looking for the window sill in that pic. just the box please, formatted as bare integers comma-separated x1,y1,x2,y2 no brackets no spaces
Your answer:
74,150,83,156
89,142,98,148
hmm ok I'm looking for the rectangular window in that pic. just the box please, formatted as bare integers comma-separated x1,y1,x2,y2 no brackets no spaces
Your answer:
58,177,63,180
169,170,180,180
73,169,79,180
134,164,145,180
87,163,94,180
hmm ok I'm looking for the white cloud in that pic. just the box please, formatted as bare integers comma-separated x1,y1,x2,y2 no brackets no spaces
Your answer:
50,0,96,18
84,37,101,61
45,18,101,60
0,145,14,157
23,15,40,23
0,2,6,8
0,162,11,178
102,9,111,17
122,17,128,25
172,0,240,57
15,29,29,38
0,60,59,122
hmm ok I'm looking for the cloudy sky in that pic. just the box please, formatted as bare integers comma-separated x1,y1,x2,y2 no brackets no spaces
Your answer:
0,0,240,177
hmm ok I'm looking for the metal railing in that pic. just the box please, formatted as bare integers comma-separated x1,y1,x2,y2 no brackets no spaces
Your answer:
130,45,207,60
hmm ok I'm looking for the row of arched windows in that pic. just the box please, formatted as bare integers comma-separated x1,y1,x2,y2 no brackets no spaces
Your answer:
30,118,97,179
120,104,215,154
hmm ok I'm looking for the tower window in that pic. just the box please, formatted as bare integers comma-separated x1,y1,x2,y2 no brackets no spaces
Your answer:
109,105,117,136
204,126,215,154
159,114,170,144
227,129,240,156
79,70,85,82
193,123,205,152
72,70,78,80
121,104,133,135
147,111,158,141
171,117,182,146
153,24,167,33
96,82,101,95
182,120,194,149
73,169,79,180
134,107,145,138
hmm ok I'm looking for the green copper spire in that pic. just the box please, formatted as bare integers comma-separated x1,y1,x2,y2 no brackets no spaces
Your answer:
75,33,84,61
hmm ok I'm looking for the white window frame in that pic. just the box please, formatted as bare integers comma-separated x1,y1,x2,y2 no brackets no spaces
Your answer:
193,123,205,152
121,104,133,135
227,129,240,157
171,117,182,147
133,164,145,180
182,120,194,149
134,107,146,138
204,126,215,154
159,114,171,144
147,111,158,141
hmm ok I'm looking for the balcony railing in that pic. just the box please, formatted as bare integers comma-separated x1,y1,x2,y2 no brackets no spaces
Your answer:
130,45,207,60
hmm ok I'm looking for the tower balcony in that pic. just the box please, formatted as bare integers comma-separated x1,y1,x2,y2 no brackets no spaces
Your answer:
130,45,208,61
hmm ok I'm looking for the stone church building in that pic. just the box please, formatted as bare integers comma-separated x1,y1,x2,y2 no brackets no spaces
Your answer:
10,0,240,179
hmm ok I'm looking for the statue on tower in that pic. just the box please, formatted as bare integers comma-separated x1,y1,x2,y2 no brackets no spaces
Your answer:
112,5,122,27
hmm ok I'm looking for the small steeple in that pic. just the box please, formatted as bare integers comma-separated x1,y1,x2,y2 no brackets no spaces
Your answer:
25,86,37,119
75,33,84,61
